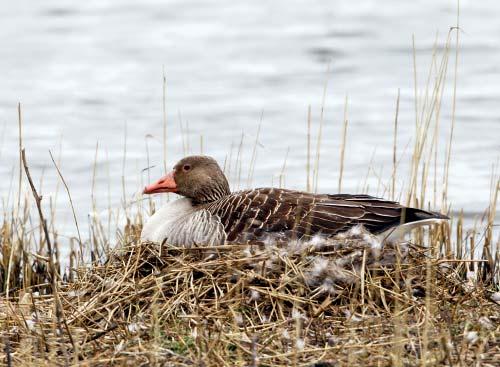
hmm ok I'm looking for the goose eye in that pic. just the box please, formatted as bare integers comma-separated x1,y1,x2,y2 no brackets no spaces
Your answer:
183,164,192,172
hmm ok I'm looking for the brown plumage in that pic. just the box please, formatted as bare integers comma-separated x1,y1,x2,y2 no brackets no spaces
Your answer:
204,189,447,242
142,155,448,245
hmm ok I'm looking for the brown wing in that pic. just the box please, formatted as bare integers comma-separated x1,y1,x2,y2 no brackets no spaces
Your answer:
205,188,444,242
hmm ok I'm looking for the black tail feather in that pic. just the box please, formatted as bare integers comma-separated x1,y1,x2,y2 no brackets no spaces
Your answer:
404,208,449,224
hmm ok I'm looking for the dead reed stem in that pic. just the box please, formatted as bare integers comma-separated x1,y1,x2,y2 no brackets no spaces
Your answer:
306,105,312,192
391,89,400,201
443,3,461,210
162,66,168,174
338,94,349,194
49,150,83,262
313,62,330,194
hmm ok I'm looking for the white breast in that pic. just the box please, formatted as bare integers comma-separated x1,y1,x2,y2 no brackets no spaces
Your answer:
141,198,195,243
140,198,226,247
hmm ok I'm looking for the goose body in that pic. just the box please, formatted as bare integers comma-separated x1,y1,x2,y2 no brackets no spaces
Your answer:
141,156,448,246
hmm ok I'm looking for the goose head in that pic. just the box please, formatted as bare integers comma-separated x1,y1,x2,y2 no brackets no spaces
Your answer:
143,155,230,204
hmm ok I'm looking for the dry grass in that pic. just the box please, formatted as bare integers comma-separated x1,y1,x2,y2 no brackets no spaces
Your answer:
0,226,498,366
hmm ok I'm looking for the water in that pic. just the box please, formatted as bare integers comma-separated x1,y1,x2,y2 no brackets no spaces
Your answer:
1,0,499,239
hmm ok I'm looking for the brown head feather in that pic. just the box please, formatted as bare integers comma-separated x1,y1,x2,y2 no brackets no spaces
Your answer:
172,155,230,204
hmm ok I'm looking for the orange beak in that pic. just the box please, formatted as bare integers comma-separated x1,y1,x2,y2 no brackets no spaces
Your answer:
143,171,177,194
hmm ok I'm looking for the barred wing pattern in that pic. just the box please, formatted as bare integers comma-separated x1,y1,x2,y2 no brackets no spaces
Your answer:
204,188,441,243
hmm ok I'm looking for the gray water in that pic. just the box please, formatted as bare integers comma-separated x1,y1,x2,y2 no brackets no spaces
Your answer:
1,0,499,238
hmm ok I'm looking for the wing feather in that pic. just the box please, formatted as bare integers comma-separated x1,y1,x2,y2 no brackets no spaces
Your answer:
204,189,443,242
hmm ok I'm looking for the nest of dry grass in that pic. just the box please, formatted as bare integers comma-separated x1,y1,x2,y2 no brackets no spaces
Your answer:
1,232,498,367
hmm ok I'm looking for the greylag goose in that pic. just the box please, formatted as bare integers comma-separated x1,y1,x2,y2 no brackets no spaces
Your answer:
140,155,448,246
